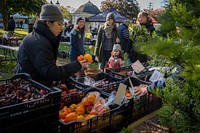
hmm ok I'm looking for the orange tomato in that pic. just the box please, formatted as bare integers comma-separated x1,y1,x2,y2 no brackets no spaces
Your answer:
86,106,93,114
59,109,68,119
59,106,71,119
64,112,77,123
77,115,85,121
87,93,96,103
69,104,77,112
84,54,93,62
81,97,92,106
76,104,85,115
77,55,84,61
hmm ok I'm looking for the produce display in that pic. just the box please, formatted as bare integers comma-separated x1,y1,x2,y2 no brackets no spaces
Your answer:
59,89,128,133
0,65,163,132
0,78,46,107
59,91,110,124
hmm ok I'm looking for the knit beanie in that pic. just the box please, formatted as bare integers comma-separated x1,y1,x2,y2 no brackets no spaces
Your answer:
40,4,64,21
68,19,72,24
106,12,115,21
76,17,84,24
113,44,121,51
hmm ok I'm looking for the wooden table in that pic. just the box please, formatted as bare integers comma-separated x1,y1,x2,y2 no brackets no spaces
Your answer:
0,44,19,61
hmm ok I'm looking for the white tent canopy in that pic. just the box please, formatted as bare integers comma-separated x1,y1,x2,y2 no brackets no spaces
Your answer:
11,13,28,19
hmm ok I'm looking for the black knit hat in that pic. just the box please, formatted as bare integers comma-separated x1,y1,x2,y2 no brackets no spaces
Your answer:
106,12,115,21
76,17,84,24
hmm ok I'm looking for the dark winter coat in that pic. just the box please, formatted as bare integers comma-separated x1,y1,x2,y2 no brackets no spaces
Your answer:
140,18,155,35
16,21,81,86
94,25,117,62
69,28,85,62
117,23,130,52
8,20,16,31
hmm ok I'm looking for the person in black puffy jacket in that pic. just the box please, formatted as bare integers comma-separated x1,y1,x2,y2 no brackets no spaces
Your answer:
15,4,90,87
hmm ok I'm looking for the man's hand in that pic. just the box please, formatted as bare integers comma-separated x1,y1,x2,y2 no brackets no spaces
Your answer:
79,60,92,68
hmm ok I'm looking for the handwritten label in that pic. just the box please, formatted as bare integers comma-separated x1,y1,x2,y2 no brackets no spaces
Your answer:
149,70,163,82
131,60,145,73
114,83,127,105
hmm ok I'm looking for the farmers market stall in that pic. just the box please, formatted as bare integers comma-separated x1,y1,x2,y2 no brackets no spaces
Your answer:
0,59,167,133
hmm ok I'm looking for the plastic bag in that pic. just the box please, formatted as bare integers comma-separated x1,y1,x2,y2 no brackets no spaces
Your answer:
90,92,115,116
84,76,95,85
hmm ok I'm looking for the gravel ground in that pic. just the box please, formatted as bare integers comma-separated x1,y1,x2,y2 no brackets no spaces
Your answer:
132,115,172,133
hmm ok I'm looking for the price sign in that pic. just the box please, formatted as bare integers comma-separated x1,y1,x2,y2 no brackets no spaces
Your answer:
131,60,145,73
149,70,163,82
3,33,8,38
114,83,127,105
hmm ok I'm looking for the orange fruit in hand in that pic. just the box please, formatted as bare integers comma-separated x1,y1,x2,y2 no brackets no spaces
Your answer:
77,55,84,61
84,54,93,62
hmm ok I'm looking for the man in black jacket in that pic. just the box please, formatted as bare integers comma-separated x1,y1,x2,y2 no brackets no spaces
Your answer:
129,12,155,63
15,4,90,86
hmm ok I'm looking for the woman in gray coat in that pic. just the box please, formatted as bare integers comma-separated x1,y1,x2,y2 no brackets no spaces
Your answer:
94,12,117,70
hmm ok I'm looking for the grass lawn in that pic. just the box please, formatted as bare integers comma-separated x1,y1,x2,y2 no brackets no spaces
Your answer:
0,28,98,80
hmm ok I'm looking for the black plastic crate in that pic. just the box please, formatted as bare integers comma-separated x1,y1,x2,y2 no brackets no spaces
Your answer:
59,88,132,133
54,82,88,98
106,64,153,82
70,72,123,91
0,73,61,133
125,77,162,121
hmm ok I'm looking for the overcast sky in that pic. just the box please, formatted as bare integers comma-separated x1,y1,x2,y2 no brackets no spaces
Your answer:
47,0,163,10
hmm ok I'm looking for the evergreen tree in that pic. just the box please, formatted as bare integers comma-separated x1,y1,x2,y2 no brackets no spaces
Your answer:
100,0,140,19
134,0,200,132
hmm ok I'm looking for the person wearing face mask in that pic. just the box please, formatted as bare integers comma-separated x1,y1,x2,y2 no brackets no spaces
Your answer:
15,4,90,87
94,12,118,70
69,17,85,62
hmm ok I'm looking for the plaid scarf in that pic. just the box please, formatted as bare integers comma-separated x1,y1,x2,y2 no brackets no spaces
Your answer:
104,23,114,38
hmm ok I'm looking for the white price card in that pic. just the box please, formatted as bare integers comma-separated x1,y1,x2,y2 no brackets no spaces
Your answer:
114,83,127,105
149,70,163,82
131,60,145,73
